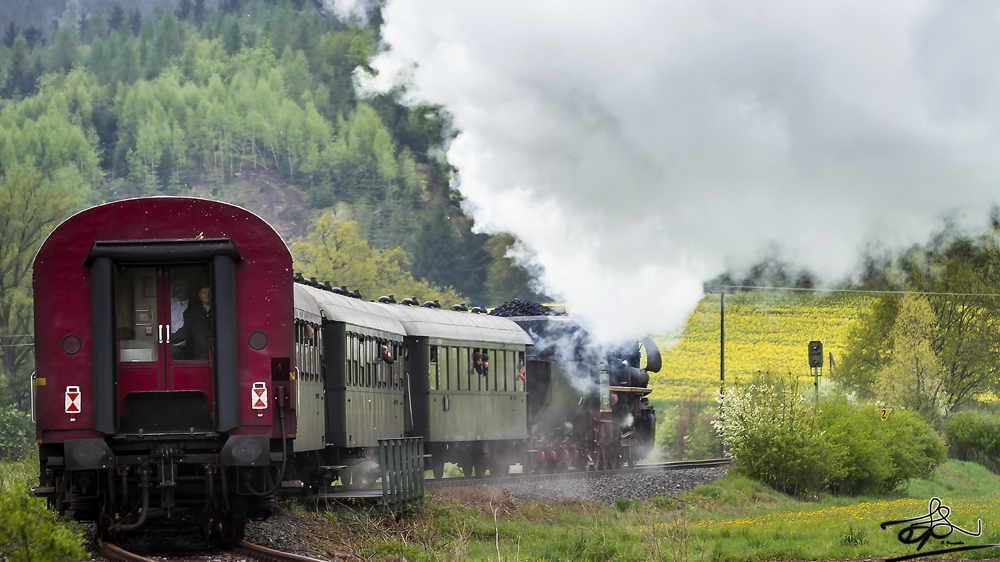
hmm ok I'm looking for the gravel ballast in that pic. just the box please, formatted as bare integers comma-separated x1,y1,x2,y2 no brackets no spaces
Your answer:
490,467,729,505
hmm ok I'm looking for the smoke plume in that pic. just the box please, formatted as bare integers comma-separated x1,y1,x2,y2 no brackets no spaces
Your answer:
361,1,1000,341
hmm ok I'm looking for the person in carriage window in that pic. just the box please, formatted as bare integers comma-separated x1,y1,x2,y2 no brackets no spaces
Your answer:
174,285,212,360
473,350,488,376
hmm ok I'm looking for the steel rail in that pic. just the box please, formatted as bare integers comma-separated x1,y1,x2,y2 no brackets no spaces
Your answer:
422,457,731,490
94,540,159,562
98,538,330,562
234,541,330,562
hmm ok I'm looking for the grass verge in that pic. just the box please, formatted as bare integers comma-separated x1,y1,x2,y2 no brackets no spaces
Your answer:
319,460,1000,562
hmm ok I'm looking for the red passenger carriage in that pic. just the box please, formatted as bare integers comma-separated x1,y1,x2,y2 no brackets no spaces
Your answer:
32,197,296,542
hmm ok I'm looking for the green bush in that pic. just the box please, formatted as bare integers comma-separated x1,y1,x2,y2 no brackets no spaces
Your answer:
944,411,1000,472
0,452,87,562
0,405,34,458
716,386,945,498
820,401,945,494
655,394,721,461
715,383,844,498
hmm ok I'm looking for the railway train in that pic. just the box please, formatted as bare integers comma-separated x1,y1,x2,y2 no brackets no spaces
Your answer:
30,197,658,542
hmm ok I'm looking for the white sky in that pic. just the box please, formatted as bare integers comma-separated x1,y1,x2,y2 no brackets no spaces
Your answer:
359,0,1000,341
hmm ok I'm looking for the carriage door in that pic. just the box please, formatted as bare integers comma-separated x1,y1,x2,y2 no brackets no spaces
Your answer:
116,265,214,415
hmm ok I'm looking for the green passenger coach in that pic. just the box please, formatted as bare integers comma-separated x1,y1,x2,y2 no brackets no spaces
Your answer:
385,305,533,479
292,282,407,486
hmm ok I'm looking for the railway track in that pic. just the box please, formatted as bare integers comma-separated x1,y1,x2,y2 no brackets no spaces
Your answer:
95,539,330,562
424,457,731,490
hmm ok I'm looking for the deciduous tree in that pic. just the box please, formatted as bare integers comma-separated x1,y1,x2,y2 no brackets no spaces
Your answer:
875,296,948,425
0,171,74,410
291,210,463,306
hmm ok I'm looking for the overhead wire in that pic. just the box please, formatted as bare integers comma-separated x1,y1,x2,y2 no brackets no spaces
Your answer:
707,285,1000,298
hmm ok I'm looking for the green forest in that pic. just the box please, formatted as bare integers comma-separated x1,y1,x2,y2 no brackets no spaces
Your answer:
0,0,549,428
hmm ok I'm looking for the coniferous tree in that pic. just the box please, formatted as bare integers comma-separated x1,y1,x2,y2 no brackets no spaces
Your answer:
193,0,207,29
89,10,108,46
221,0,243,14
79,11,90,43
3,21,18,49
113,39,138,85
60,0,82,31
409,200,464,292
176,0,193,20
129,8,142,36
223,20,242,55
23,25,43,49
109,2,127,32
1,35,32,99
46,24,81,74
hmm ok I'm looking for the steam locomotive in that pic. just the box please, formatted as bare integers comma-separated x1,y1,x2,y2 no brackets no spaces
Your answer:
31,197,657,542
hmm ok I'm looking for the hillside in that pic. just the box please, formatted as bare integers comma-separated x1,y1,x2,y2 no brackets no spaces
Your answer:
648,291,875,401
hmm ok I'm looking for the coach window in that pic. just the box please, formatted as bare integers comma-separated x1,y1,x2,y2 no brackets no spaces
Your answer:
443,347,454,390
346,333,353,386
357,334,363,387
460,348,471,391
363,336,370,388
393,342,401,388
394,343,402,388
438,347,446,390
380,340,387,387
363,335,370,388
517,351,525,391
428,346,438,390
498,351,507,392
350,333,358,387
116,267,158,362
369,337,376,388
373,337,380,388
488,349,497,391
440,346,449,390
456,347,463,390
508,351,518,392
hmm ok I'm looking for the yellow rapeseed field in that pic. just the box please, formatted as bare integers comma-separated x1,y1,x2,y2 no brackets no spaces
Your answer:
648,291,875,401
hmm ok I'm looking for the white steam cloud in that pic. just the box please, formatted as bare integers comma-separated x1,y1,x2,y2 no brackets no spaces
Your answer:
361,1,1000,341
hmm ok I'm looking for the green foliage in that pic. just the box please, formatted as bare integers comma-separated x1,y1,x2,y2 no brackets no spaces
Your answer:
874,296,948,425
944,410,1000,472
717,382,945,497
819,400,945,494
655,394,720,461
483,233,545,306
838,235,1000,412
0,405,33,458
290,210,464,306
0,0,538,347
833,293,900,398
0,171,75,408
0,452,87,562
408,199,490,304
716,381,843,498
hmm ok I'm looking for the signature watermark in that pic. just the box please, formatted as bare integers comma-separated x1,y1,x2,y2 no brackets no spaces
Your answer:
880,497,999,561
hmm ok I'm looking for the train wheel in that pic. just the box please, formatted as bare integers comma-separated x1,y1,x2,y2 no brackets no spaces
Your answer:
219,515,246,546
473,458,487,479
490,461,509,477
627,447,636,469
432,460,445,480
216,506,248,546
459,461,474,479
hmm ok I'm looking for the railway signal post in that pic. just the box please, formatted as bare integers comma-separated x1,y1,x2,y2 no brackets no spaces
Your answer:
808,340,823,403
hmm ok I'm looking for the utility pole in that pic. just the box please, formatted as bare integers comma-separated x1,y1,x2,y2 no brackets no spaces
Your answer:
720,291,726,455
